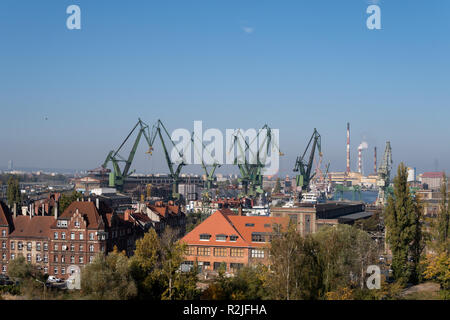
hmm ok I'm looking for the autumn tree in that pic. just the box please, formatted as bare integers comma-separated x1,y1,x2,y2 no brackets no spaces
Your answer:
59,190,83,214
7,176,21,207
81,248,137,300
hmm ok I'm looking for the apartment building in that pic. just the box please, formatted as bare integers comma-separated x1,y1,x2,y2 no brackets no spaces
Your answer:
181,209,287,274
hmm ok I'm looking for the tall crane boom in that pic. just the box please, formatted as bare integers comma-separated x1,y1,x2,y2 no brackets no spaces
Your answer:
375,141,393,206
293,128,322,191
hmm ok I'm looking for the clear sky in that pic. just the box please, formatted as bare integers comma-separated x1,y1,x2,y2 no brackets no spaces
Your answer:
0,0,449,176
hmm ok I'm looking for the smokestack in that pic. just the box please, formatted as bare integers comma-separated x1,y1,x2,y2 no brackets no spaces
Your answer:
346,122,350,174
358,146,362,174
374,147,377,174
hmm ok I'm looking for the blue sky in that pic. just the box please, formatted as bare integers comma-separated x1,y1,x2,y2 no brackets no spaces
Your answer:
0,0,449,176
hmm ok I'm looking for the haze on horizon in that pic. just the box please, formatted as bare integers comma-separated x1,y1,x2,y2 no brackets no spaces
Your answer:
0,1,449,176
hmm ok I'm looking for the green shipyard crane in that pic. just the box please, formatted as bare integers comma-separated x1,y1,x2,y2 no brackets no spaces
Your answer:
149,120,188,200
375,141,393,206
293,128,322,191
228,125,282,198
102,119,153,190
191,133,221,201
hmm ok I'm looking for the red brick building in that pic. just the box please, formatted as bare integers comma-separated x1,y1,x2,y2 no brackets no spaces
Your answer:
0,199,140,279
181,209,287,274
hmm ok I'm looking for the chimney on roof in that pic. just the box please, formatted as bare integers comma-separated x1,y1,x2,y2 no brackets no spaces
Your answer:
13,203,17,219
238,205,243,216
54,201,58,220
96,198,99,210
77,198,79,202
88,197,91,202
42,203,45,216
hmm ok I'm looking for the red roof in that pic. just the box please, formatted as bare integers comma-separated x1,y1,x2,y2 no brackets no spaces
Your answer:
0,201,13,227
422,172,445,179
9,216,55,239
55,201,109,230
181,210,288,248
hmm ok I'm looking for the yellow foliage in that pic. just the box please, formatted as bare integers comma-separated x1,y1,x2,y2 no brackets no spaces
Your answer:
325,287,354,300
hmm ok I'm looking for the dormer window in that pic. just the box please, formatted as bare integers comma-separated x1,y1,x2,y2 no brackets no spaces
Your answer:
57,220,68,228
199,234,211,241
251,232,265,243
216,234,227,242
245,223,255,227
229,235,238,242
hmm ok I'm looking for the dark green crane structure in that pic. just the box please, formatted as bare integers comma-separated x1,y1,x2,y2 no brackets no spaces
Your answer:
191,133,221,201
293,128,322,191
149,120,187,200
229,125,282,198
102,118,153,191
375,141,393,206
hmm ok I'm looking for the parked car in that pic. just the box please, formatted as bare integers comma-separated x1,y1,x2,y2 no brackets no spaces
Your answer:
47,276,60,283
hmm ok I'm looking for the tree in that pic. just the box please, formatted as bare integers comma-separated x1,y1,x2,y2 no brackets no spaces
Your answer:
59,191,83,214
81,248,137,300
435,175,450,253
6,176,21,207
129,228,199,300
384,162,424,285
314,224,379,293
265,225,324,300
7,256,34,280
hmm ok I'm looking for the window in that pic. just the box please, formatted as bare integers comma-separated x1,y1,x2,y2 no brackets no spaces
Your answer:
1,230,6,237
251,233,265,243
44,255,48,262
10,241,15,250
89,233,94,240
10,254,15,260
27,242,32,251
61,232,66,240
229,235,238,242
213,247,227,257
100,245,104,252
61,255,65,263
54,267,58,275
61,267,65,275
71,232,75,240
185,246,196,255
1,241,5,249
305,215,311,234
36,254,41,262
289,215,298,226
43,242,48,251
215,234,227,241
2,253,6,260
79,256,84,264
230,248,244,257
54,232,58,240
70,244,75,252
79,244,84,252
54,244,58,251
197,247,210,256
27,254,31,262
89,256,94,263
18,241,23,250
89,245,94,252
199,234,211,241
79,233,84,240
54,255,58,263
44,267,48,274
213,262,226,271
57,220,68,228
264,224,271,228
230,263,244,271
74,221,80,228
70,256,75,263
245,223,255,227
36,242,41,251
251,249,265,259
2,265,6,273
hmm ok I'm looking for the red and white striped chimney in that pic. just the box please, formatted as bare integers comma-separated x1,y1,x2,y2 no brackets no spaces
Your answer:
346,122,350,174
358,146,362,174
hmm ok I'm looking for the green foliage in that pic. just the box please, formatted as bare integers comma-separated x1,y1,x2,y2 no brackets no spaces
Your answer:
81,249,137,300
273,178,281,194
265,225,324,300
384,162,424,285
186,211,202,233
314,224,379,293
59,191,83,214
435,175,450,253
129,228,200,300
202,265,269,300
7,256,34,280
7,176,21,206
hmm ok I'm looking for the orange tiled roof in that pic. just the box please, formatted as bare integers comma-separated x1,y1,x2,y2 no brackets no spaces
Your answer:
55,201,110,230
181,210,288,248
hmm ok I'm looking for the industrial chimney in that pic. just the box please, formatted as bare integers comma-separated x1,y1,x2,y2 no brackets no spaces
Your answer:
346,122,350,174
